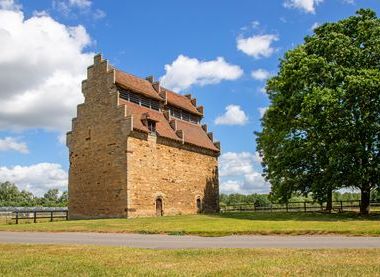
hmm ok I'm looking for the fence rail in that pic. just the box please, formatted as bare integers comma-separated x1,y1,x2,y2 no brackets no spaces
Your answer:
11,210,68,224
220,200,380,213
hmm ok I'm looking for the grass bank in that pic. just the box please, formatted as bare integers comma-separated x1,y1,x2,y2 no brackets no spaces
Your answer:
0,244,379,276
1,212,380,236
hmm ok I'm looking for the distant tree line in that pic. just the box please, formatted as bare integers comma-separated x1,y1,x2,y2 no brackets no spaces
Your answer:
219,191,380,207
0,181,67,207
3,180,379,209
220,193,271,207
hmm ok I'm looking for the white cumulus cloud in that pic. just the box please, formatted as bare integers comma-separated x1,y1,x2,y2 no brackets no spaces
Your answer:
237,34,279,59
219,152,258,177
0,137,28,153
0,6,93,134
258,107,268,118
251,69,272,81
68,0,91,8
242,171,268,193
0,163,68,196
93,8,106,20
311,22,320,31
0,0,20,11
258,86,267,94
220,180,242,194
219,152,269,194
53,0,105,20
160,55,243,92
284,0,323,14
215,105,248,126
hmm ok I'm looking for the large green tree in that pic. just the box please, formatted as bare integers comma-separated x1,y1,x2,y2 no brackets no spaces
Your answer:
257,9,380,214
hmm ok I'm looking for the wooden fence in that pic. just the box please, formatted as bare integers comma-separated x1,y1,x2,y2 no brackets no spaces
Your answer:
12,210,68,224
220,200,380,213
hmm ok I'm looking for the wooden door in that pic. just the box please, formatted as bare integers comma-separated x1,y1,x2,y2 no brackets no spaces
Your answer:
156,198,163,216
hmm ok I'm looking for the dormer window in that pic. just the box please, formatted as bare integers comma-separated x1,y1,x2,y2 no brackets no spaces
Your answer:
141,113,158,134
168,106,199,124
147,120,156,133
119,87,160,111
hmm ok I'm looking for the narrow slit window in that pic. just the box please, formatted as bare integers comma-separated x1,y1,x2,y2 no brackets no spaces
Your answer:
85,128,91,141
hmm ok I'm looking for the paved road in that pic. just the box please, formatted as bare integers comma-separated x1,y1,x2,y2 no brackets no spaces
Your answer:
1,232,380,249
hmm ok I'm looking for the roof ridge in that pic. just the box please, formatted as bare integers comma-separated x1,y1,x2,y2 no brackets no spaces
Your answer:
115,68,188,98
115,68,151,84
161,87,189,99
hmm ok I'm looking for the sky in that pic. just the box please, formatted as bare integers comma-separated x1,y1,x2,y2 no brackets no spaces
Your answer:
0,0,379,196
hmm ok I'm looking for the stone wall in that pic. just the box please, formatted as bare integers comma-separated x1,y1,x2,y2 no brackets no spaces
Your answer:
67,54,219,219
67,55,131,219
126,132,219,217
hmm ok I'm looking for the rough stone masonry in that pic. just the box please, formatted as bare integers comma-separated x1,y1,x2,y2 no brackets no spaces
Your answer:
66,54,220,219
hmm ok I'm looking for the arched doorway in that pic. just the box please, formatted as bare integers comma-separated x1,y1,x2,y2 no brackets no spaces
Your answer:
156,198,163,216
196,198,202,213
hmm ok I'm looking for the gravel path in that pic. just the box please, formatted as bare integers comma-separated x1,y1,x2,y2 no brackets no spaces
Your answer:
1,232,380,249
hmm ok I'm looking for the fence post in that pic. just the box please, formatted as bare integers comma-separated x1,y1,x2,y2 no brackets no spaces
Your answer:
304,201,307,213
286,203,289,212
50,211,53,222
270,203,273,213
66,211,69,220
33,211,37,223
340,201,343,212
15,212,18,224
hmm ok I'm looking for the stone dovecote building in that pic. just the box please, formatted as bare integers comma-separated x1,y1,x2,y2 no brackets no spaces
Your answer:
66,54,220,219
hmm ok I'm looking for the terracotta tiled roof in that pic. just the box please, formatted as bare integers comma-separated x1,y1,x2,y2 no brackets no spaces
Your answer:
115,70,162,101
118,99,219,152
120,99,179,141
115,68,218,153
176,120,219,152
163,89,203,116
115,68,202,116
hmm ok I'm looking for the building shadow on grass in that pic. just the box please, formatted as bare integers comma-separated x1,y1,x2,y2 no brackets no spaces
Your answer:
210,211,380,222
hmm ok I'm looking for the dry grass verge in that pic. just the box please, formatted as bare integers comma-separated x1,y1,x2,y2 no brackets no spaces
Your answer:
1,212,380,237
1,244,380,276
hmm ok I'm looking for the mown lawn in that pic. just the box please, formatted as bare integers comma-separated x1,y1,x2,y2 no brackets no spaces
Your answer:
1,212,380,236
0,244,379,276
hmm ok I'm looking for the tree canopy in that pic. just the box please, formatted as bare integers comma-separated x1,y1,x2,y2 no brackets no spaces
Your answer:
256,9,380,214
0,181,67,207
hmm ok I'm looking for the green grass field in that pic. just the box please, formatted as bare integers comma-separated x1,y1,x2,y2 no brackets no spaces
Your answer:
1,212,380,236
0,244,379,276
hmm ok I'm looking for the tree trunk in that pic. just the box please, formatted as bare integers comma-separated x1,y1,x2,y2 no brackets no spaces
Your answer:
360,188,370,215
326,186,332,213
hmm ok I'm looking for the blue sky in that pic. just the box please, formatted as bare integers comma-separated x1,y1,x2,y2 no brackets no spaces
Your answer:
0,0,379,195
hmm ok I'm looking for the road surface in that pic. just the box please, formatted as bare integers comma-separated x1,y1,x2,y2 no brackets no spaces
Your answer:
0,232,380,249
